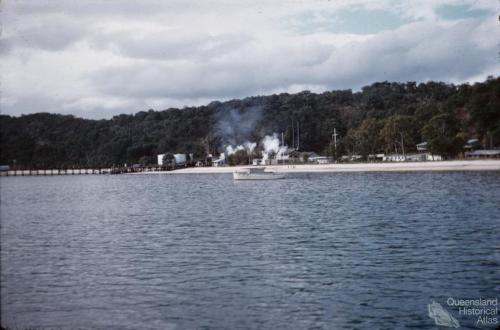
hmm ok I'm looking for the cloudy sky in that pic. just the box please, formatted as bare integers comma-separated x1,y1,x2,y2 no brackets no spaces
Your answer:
1,0,498,118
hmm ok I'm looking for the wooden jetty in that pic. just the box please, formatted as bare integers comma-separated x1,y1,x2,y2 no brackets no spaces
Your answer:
0,168,110,176
0,166,175,176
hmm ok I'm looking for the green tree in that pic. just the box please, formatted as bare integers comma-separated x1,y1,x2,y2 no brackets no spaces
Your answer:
352,118,384,160
380,115,417,154
422,114,464,158
162,153,175,168
227,150,249,166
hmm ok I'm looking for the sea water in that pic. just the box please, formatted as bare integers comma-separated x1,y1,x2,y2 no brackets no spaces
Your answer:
1,172,499,329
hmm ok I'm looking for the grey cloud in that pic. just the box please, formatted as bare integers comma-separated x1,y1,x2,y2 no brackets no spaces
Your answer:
22,20,85,51
2,94,62,117
88,19,497,105
2,1,498,119
4,0,251,22
5,1,188,18
2,93,138,119
87,36,336,100
0,37,14,54
94,31,254,61
313,19,498,89
2,15,87,53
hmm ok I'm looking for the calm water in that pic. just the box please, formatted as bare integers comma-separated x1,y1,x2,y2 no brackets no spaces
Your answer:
1,172,499,329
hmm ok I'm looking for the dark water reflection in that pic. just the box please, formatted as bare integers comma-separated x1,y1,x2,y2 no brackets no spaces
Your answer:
1,172,499,329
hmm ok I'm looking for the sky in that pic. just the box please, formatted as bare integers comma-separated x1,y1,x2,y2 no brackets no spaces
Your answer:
1,0,498,119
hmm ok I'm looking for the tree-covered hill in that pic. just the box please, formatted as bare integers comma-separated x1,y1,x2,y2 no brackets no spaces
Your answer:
1,77,499,168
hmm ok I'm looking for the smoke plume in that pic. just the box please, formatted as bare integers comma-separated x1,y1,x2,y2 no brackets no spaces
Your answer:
261,133,287,164
215,105,262,147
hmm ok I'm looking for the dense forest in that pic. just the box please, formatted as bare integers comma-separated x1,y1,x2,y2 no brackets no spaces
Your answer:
1,77,499,168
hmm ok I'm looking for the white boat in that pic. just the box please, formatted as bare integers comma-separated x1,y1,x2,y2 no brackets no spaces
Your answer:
233,167,285,180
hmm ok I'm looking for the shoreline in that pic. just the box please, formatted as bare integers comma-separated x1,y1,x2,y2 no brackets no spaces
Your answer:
133,160,500,174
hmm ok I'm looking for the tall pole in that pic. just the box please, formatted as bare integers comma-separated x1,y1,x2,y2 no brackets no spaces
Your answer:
331,134,333,158
297,121,300,151
334,128,338,160
292,120,295,149
400,132,405,159
281,132,284,165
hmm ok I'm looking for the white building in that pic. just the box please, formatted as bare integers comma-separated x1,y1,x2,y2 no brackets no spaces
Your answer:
383,153,442,162
252,159,262,166
212,153,227,167
426,154,442,161
276,149,290,163
383,154,407,162
309,156,332,164
157,154,165,165
157,153,189,166
465,150,500,159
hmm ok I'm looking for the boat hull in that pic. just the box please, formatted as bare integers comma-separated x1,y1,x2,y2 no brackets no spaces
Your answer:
233,172,285,180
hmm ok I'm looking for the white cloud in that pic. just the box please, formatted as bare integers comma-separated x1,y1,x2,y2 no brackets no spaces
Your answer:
1,0,498,119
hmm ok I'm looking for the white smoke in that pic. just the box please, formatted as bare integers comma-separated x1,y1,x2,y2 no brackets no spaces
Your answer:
261,134,280,154
223,134,287,164
225,141,257,156
225,145,244,155
244,141,256,153
261,133,287,164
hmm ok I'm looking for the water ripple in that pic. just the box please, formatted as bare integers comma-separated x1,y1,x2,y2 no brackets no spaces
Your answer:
1,172,499,329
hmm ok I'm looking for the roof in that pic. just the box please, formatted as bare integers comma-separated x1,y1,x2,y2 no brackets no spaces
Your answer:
416,142,428,151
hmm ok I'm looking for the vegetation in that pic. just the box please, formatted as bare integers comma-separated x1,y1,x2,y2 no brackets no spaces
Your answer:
1,77,499,168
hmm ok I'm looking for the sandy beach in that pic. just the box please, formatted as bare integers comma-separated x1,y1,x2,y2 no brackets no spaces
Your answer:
135,160,500,174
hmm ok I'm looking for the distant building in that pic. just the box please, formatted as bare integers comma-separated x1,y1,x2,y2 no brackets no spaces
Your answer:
383,153,442,162
157,154,165,165
252,159,263,166
383,154,406,162
340,154,363,162
275,149,291,163
309,156,332,164
368,154,385,161
464,139,481,151
426,154,442,161
288,151,320,163
212,158,226,166
465,150,500,159
157,153,190,166
416,142,428,152
212,153,226,166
